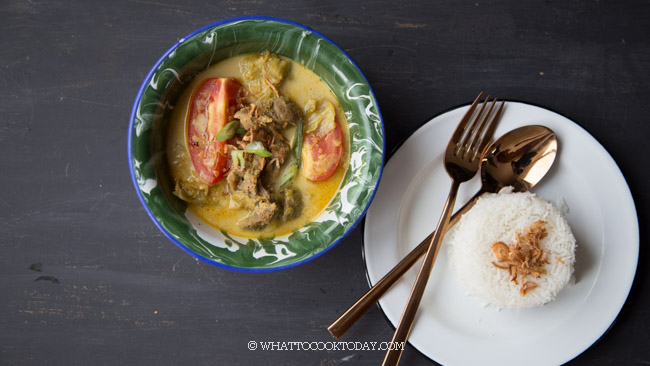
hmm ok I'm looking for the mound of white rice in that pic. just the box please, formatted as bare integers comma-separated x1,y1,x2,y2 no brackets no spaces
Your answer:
446,191,576,310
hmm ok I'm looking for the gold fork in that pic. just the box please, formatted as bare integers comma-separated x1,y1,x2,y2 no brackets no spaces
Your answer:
383,93,503,366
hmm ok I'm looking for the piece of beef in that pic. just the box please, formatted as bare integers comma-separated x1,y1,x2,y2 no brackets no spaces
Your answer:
173,180,211,205
226,168,241,191
227,96,303,229
240,166,260,197
238,200,278,230
226,153,278,229
267,97,301,129
233,105,255,130
281,187,303,221
268,131,290,168
226,169,254,209
247,123,289,171
226,155,270,210
235,97,299,171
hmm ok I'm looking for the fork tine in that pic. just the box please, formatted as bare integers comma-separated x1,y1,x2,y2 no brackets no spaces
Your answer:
458,94,490,153
468,99,505,160
467,97,497,150
451,92,484,146
480,100,505,150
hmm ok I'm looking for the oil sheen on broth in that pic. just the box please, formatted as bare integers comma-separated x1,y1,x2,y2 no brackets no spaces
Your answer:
166,53,349,238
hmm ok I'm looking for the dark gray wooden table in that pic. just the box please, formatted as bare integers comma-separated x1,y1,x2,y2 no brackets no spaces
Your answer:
2,1,648,365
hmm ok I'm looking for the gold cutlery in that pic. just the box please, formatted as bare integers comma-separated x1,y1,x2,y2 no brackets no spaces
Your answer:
383,93,503,365
328,124,558,339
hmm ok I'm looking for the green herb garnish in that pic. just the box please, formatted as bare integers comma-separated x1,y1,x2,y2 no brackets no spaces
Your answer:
243,141,272,157
231,150,246,169
216,120,239,141
277,160,298,192
277,119,304,192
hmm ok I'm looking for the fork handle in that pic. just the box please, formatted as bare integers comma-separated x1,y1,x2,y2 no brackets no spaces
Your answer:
382,180,461,366
327,188,485,339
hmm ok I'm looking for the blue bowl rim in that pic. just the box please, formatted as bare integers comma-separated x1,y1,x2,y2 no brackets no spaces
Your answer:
127,15,386,273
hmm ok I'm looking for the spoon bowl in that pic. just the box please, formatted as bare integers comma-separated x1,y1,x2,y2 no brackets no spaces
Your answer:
328,124,558,339
480,125,557,193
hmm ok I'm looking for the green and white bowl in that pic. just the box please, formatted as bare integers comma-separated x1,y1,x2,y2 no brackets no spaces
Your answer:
128,17,384,272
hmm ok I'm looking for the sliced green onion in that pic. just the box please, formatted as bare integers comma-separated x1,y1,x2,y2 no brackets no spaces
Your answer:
292,118,304,164
277,160,298,192
236,127,247,135
215,120,239,141
231,150,246,169
277,118,304,192
243,141,272,157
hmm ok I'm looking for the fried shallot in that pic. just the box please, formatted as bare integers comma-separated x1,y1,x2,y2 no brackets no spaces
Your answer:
491,220,550,296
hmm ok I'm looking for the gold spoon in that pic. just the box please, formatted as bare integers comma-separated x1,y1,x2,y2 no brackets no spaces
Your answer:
328,124,558,339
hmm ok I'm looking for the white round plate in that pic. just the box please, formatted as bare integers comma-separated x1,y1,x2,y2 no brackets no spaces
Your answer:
363,102,638,366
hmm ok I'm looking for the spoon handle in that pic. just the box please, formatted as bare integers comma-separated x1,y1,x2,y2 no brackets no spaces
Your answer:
327,189,484,339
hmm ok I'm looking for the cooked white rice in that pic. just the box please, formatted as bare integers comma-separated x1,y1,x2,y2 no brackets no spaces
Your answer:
446,191,576,310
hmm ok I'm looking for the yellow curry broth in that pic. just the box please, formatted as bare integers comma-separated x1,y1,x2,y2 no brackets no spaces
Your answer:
166,54,349,238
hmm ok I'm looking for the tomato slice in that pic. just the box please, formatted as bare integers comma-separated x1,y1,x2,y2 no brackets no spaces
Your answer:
301,120,343,182
186,78,241,185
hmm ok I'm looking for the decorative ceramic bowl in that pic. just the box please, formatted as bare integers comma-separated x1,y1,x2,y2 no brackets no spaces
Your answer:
128,16,384,272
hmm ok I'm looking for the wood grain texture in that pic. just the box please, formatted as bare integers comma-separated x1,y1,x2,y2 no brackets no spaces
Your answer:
1,0,648,365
